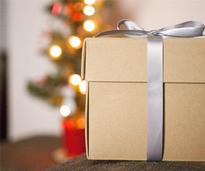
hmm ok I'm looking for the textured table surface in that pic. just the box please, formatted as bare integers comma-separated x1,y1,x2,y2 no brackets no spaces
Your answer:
46,155,205,171
1,136,205,171
0,136,60,171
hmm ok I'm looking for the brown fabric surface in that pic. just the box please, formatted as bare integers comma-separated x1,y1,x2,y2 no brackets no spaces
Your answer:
0,136,60,171
46,155,205,171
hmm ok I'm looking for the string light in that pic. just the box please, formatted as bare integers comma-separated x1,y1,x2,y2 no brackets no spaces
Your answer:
83,20,95,32
76,116,85,129
79,80,87,94
83,5,95,16
69,74,82,86
60,105,71,117
68,36,82,49
49,45,62,60
84,0,96,5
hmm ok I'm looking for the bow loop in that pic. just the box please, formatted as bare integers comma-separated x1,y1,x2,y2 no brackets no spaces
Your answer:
117,19,144,31
156,21,205,37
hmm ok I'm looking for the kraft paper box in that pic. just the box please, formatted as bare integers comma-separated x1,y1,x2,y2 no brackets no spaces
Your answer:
81,37,205,161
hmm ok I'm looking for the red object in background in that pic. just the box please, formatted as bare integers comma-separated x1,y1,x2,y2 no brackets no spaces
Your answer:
72,12,84,22
51,2,63,16
62,119,85,157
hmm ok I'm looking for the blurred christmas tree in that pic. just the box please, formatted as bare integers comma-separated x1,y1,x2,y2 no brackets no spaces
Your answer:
27,0,114,119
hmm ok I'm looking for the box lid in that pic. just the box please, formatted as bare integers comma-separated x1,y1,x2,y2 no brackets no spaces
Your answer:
81,37,205,83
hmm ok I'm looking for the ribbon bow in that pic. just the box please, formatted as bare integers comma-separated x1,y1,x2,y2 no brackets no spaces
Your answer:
96,20,204,161
96,19,205,37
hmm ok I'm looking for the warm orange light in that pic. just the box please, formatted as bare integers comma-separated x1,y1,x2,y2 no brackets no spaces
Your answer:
83,5,95,16
79,80,87,94
83,20,95,32
76,116,85,129
84,0,96,5
68,36,82,49
69,74,82,86
49,45,62,59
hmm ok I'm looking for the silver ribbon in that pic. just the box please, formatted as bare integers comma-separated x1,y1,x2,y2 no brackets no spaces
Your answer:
96,20,205,161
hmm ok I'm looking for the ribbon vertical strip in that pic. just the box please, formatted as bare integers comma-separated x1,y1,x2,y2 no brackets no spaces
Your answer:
147,36,163,161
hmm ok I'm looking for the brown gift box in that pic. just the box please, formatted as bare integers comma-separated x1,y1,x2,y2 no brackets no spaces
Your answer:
81,37,205,161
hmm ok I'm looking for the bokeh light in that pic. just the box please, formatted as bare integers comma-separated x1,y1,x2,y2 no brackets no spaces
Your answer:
68,36,82,49
49,45,62,60
83,5,95,16
83,20,95,32
84,0,96,5
60,105,71,117
69,74,82,86
79,80,87,94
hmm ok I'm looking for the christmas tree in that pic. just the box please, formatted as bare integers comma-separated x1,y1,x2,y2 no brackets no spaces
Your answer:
27,0,114,123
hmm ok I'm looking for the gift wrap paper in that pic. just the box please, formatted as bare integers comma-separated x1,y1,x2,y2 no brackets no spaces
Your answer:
81,37,205,161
